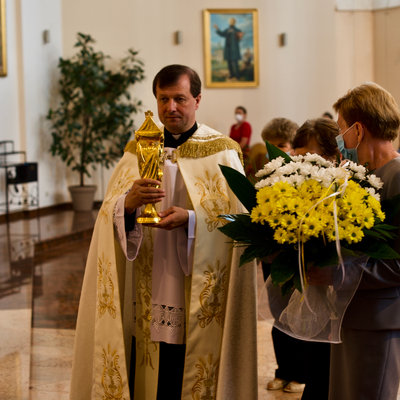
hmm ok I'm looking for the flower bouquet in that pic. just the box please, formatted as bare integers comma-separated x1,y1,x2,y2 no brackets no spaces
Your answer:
219,142,400,297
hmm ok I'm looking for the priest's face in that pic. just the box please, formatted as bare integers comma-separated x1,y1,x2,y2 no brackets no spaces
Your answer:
156,74,201,134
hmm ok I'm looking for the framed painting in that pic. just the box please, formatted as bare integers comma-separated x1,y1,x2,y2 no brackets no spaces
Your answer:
0,0,6,77
203,9,259,88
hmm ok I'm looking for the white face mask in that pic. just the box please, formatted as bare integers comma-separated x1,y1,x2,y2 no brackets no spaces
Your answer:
235,113,244,122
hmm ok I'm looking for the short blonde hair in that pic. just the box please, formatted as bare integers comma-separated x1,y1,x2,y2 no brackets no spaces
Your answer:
333,82,400,141
261,118,299,144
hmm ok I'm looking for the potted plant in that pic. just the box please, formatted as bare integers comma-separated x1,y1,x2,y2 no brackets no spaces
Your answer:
48,33,145,211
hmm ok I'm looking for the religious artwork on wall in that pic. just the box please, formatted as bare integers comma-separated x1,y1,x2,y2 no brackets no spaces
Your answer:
0,0,7,77
203,9,259,88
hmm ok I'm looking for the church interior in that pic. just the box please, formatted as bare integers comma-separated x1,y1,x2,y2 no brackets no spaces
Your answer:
1,0,400,399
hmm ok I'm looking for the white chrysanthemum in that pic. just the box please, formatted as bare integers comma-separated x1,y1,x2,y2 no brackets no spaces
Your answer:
303,153,332,167
348,162,366,176
288,174,305,187
298,163,315,177
254,156,285,178
254,178,269,189
329,167,350,181
290,155,304,162
365,187,381,201
278,163,298,176
354,172,365,180
367,174,384,190
310,167,330,183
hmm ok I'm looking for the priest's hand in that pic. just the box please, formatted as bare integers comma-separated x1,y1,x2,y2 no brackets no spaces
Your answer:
125,178,165,214
153,207,189,230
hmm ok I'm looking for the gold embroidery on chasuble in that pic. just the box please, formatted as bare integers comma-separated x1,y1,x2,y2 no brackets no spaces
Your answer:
135,227,157,369
98,169,135,224
98,253,117,319
198,260,227,328
101,345,126,400
191,353,220,400
195,170,230,232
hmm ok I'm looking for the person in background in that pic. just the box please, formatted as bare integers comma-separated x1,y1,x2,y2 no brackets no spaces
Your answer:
292,118,340,400
262,117,298,156
264,117,340,398
261,118,305,394
322,111,334,119
293,118,340,160
247,117,298,181
229,106,252,172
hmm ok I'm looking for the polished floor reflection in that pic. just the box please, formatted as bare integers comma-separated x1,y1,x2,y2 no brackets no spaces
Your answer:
0,210,399,399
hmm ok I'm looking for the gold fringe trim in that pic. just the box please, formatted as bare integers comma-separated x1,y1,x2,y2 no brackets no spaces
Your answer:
179,135,244,166
124,140,137,155
124,135,244,166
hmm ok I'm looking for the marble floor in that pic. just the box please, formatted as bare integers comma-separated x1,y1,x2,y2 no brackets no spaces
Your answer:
0,209,399,399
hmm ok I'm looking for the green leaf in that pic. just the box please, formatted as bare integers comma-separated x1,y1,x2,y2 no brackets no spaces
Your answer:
381,193,400,224
265,140,292,163
293,274,302,293
281,280,294,297
351,239,400,259
219,164,257,212
340,247,357,257
270,250,297,285
239,245,262,266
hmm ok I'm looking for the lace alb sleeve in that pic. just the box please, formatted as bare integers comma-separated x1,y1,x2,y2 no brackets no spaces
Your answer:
113,194,143,261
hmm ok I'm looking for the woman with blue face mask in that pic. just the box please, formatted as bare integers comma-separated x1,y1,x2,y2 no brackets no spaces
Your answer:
328,82,400,400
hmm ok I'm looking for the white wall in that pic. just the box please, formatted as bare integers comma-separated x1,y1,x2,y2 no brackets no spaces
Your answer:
374,6,400,148
0,0,21,150
0,0,64,208
4,0,395,208
61,0,348,198
334,10,375,99
20,0,64,206
62,0,339,140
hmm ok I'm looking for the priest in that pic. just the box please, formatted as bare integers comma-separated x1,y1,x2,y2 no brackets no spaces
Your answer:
70,64,258,400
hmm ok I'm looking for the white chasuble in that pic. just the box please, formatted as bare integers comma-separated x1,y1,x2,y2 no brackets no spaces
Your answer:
70,124,258,400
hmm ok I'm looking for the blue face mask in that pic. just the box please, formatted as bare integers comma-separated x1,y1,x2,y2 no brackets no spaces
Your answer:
266,150,291,159
335,124,360,163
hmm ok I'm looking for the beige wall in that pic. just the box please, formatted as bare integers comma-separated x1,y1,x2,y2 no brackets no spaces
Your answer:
335,10,375,100
61,0,345,197
2,1,399,207
374,6,400,148
62,0,339,142
0,0,64,207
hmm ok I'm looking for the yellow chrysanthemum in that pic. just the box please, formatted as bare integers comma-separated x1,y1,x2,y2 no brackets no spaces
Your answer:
267,213,282,228
272,181,296,197
341,191,365,212
273,227,287,244
257,186,275,204
362,207,375,229
275,197,295,213
344,224,364,243
301,216,324,238
259,202,275,219
281,214,299,231
250,206,266,224
348,205,367,225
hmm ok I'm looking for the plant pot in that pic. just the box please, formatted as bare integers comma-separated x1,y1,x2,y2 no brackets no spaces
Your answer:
68,185,97,212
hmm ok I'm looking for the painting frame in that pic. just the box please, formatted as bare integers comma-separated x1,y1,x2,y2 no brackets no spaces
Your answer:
203,8,259,88
0,0,7,77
